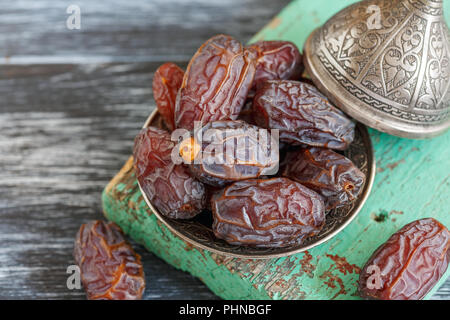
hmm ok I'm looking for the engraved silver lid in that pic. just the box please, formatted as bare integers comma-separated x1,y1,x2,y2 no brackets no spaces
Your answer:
304,0,450,139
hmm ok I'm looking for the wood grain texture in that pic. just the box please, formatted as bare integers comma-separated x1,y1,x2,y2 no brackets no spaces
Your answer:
102,0,450,300
0,0,290,299
0,0,286,64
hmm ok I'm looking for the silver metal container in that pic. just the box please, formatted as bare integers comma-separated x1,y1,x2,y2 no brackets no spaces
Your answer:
304,0,450,138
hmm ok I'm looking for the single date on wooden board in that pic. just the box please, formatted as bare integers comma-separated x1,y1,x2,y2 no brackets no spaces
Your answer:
74,221,146,300
359,218,450,300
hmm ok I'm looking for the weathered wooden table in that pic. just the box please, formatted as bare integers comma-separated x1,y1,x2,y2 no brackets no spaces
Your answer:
0,0,449,299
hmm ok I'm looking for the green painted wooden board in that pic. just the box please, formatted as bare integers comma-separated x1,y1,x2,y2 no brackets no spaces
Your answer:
102,0,450,299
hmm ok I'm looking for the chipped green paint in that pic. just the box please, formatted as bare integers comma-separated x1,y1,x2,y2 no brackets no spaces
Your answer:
102,0,450,300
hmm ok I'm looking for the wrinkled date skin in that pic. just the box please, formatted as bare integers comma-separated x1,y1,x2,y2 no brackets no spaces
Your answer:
74,220,145,300
175,34,256,131
247,40,303,90
282,147,365,210
359,218,450,300
152,62,184,131
133,127,206,219
186,120,279,187
253,80,355,150
211,177,325,247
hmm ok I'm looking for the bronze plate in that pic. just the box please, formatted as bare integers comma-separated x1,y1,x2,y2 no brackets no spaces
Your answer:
137,110,376,259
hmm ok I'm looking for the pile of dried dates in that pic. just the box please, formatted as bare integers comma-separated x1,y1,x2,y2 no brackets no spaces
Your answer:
72,34,450,300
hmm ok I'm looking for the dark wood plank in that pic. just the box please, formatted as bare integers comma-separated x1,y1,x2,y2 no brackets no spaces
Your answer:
0,0,448,300
0,0,286,64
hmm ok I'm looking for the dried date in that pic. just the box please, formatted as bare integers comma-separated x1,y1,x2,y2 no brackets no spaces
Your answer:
181,120,279,187
211,177,325,247
282,147,365,210
247,40,303,90
253,80,355,150
359,218,450,300
133,126,206,219
175,34,256,130
152,62,184,131
73,220,145,300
